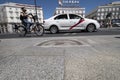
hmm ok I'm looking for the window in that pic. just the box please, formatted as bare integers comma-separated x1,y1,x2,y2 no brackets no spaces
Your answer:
16,8,18,11
57,10,60,14
97,17,100,20
111,16,113,19
16,13,19,16
116,12,118,15
98,9,101,12
117,8,119,11
69,11,72,13
54,14,68,20
62,11,64,13
80,11,82,13
16,17,19,20
76,11,78,13
83,11,85,13
10,17,14,20
98,13,100,16
9,8,12,10
105,8,108,11
109,8,112,11
38,13,41,16
101,16,103,20
113,8,115,11
69,14,81,19
60,10,62,14
15,11,19,13
101,8,104,12
112,12,115,15
101,13,104,16
9,11,13,13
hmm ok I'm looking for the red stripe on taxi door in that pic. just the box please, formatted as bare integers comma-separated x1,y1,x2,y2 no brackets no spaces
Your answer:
69,18,85,30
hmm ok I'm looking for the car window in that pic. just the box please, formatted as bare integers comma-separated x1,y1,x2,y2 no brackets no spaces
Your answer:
69,14,81,19
54,14,68,20
112,19,120,23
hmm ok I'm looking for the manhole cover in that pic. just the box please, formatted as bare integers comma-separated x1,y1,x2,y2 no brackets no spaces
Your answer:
37,39,83,47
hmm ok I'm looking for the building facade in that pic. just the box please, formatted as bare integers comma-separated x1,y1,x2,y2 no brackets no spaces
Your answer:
55,0,85,17
86,1,120,23
0,2,43,34
54,7,85,17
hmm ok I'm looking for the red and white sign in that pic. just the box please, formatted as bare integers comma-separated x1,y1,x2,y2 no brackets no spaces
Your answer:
69,19,85,30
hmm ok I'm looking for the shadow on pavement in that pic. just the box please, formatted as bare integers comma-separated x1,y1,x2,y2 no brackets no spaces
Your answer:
0,28,120,39
115,37,120,39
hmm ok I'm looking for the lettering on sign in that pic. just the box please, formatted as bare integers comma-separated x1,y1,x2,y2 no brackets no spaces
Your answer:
63,0,79,4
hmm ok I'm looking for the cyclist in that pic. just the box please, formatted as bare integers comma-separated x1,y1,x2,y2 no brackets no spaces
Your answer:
20,7,33,32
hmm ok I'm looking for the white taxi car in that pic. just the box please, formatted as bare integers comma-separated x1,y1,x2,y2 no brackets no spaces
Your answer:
44,14,100,33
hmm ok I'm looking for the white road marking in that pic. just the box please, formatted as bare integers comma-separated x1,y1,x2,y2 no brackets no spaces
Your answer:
64,33,70,35
72,33,77,35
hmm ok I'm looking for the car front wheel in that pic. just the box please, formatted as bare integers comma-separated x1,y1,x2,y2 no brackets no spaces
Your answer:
86,24,96,32
50,25,58,34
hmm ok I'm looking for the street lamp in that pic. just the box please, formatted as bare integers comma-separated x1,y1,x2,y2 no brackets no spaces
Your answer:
34,0,38,21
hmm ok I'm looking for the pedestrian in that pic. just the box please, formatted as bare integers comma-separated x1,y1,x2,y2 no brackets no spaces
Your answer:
106,17,112,28
105,12,112,28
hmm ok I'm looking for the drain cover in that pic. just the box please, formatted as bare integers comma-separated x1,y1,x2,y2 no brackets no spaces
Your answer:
37,39,83,47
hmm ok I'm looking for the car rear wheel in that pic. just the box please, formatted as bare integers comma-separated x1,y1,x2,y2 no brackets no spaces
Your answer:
86,24,96,32
50,25,58,34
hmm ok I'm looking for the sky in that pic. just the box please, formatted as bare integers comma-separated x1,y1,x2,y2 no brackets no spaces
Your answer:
0,0,117,19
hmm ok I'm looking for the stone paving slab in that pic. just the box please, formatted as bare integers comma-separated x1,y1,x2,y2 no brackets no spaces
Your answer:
14,47,65,56
64,46,120,80
0,55,64,80
0,35,120,80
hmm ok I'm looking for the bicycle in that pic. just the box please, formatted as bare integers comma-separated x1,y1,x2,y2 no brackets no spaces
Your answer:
13,15,44,36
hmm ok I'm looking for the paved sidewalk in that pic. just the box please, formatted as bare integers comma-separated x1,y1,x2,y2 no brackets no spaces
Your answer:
0,35,120,80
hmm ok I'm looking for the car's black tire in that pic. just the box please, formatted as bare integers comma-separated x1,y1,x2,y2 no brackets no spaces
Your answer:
17,26,27,36
86,24,96,32
50,25,58,34
35,24,44,36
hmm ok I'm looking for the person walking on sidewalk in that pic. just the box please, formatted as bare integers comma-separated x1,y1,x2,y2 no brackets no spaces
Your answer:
105,12,112,28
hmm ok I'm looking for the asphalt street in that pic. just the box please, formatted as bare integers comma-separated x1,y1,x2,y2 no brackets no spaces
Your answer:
0,27,120,39
0,27,120,80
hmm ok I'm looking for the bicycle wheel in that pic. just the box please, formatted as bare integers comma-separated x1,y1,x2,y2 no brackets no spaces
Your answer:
17,26,27,36
35,24,44,36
